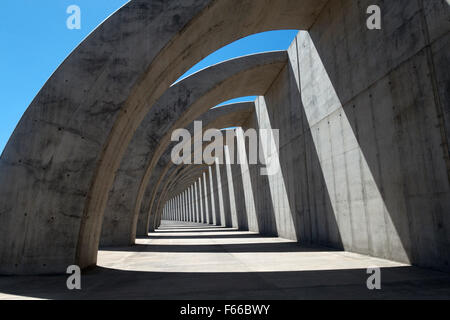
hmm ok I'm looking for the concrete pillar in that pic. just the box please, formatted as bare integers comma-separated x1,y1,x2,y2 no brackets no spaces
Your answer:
190,185,194,222
193,182,198,223
219,161,232,227
186,188,190,222
191,186,195,222
173,197,176,221
224,145,239,228
185,190,189,222
189,186,193,222
176,195,179,221
181,192,185,222
215,158,226,227
203,172,210,224
178,194,181,221
208,166,217,225
236,127,258,232
183,191,187,222
185,190,188,221
198,177,204,224
172,198,175,221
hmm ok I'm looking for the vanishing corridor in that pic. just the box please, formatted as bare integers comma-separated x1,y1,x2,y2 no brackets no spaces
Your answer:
1,221,450,300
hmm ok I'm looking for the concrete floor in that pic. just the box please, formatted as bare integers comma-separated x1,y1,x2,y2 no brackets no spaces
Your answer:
1,221,450,300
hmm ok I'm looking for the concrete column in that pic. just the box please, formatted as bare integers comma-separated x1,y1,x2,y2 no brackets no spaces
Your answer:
191,186,195,222
185,190,188,221
165,203,168,220
219,161,232,227
215,158,226,227
185,190,189,222
178,195,181,221
203,172,210,224
236,127,258,232
198,177,204,224
173,197,176,221
181,192,185,222
183,191,187,222
224,145,239,228
189,186,193,222
186,188,190,222
194,182,199,223
208,166,217,225
175,195,179,221
190,186,194,222
188,186,193,222
172,198,175,221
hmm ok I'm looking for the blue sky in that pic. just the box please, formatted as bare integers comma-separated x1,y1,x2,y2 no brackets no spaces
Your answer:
0,1,298,153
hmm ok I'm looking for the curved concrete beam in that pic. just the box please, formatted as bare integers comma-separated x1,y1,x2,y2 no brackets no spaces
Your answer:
0,0,327,274
101,101,253,246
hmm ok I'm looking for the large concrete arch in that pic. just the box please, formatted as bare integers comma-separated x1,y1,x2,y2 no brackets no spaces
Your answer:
1,0,449,276
0,0,328,274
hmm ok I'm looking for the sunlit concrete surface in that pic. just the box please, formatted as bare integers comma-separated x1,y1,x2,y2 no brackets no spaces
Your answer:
1,221,450,300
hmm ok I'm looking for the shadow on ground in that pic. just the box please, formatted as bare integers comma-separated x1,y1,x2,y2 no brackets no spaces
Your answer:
1,266,450,300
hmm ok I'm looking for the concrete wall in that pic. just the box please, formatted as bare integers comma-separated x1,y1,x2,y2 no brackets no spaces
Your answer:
187,0,450,272
218,0,450,271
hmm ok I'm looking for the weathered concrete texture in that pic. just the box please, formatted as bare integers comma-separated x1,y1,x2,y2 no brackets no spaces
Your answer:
219,0,450,271
1,221,450,300
1,0,449,276
0,0,327,274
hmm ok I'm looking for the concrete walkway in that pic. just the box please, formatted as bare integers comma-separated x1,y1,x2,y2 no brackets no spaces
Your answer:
1,220,450,300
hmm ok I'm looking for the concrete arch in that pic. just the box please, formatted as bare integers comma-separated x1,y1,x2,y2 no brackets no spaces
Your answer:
100,101,253,246
0,0,327,274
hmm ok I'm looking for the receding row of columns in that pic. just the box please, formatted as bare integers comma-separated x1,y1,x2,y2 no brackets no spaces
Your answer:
162,168,217,224
161,155,234,227
161,127,263,231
